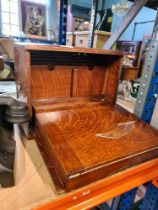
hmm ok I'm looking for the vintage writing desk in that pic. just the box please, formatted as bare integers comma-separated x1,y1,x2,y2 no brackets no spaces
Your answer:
14,44,158,209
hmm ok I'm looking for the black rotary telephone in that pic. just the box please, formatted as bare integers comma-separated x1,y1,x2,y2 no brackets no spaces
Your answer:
0,96,30,187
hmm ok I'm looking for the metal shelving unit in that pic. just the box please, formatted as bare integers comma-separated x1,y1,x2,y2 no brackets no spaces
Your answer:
134,10,158,122
58,0,68,45
87,0,98,48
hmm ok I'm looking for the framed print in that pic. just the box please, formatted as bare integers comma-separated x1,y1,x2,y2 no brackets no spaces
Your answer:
21,1,47,39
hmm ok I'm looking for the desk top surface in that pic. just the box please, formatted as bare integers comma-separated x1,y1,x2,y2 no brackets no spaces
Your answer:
35,99,158,189
2,100,158,209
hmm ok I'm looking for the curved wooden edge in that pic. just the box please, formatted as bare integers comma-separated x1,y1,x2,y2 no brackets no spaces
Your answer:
34,158,158,210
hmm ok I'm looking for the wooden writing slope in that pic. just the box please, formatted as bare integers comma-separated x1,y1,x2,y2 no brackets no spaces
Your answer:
14,44,158,194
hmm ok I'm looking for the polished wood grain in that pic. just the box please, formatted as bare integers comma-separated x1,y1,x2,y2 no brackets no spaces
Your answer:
35,99,158,191
14,45,158,192
32,96,111,113
72,66,105,97
103,59,122,102
14,45,123,110
16,45,158,192
13,44,158,208
31,65,72,100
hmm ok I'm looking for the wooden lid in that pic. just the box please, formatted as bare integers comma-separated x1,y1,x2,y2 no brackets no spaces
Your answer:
14,44,124,109
35,100,158,191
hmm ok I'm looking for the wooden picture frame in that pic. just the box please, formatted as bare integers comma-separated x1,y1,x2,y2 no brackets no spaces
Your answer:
21,1,47,39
